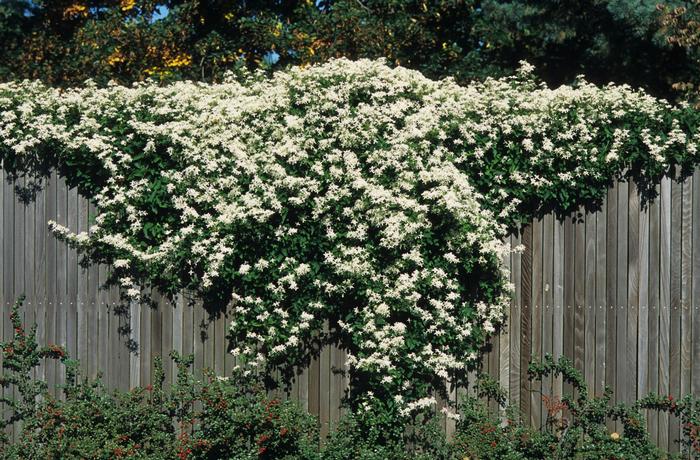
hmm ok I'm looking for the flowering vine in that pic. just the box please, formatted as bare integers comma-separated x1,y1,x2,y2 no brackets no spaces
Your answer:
0,59,699,417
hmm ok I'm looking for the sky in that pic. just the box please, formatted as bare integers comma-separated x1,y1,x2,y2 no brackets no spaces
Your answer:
152,4,169,21
21,2,170,22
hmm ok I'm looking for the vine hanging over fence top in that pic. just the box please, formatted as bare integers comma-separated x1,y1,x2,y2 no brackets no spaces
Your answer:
0,58,699,416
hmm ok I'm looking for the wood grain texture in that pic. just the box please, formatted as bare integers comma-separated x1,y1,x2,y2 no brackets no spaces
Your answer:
648,183,661,442
45,172,57,396
637,193,649,403
542,215,554,406
680,179,692,400
2,169,11,439
55,176,68,391
499,243,511,420
616,180,629,416
13,177,25,441
584,209,596,392
510,233,522,407
669,178,682,453
692,170,700,399
86,202,99,381
606,184,619,432
574,209,586,397
659,177,671,451
77,196,88,379
66,185,78,368
530,218,543,427
627,182,639,403
563,215,575,401
520,225,533,419
595,200,607,399
552,216,564,400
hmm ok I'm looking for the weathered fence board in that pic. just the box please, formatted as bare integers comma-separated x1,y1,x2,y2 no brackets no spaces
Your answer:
1,172,700,451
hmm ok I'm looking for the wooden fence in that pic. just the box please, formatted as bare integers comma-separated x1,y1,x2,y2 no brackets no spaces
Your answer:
2,168,700,452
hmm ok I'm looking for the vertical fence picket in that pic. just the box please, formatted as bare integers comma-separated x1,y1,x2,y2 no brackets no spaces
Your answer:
542,214,554,409
562,213,575,403
669,178,682,453
648,183,661,441
498,242,511,421
692,170,700,399
627,183,640,404
584,209,597,392
76,195,88,382
520,225,532,421
574,210,586,398
139,288,152,388
606,184,619,432
638,191,650,416
509,233,522,408
595,197,607,399
659,177,672,451
616,180,629,420
681,178,693,403
45,173,57,396
161,295,173,387
1,169,12,439
530,218,543,428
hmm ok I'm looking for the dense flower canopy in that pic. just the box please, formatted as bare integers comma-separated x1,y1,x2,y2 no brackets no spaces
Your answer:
1,59,698,414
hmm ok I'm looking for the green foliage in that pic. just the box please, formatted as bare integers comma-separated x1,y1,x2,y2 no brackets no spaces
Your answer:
290,0,493,82
0,0,30,79
183,378,319,459
473,0,690,98
0,0,695,97
0,59,517,418
0,299,448,459
7,375,179,459
659,1,700,105
452,355,700,459
0,295,71,444
0,297,319,460
0,296,177,459
2,301,700,458
323,409,454,460
634,393,700,457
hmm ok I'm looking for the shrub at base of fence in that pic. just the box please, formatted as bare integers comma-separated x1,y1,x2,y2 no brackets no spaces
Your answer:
1,297,699,459
453,359,700,460
0,297,320,460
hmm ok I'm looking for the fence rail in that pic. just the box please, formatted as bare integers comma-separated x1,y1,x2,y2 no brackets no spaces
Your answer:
2,169,700,451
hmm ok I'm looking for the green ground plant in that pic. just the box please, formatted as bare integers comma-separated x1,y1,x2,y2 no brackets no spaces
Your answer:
453,356,700,459
2,298,700,459
0,298,319,460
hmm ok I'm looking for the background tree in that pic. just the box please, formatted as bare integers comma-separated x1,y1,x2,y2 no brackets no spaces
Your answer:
659,0,700,105
472,0,689,98
294,0,691,97
0,1,695,95
0,0,33,80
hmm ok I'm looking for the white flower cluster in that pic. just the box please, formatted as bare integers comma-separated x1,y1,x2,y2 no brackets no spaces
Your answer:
0,58,697,415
